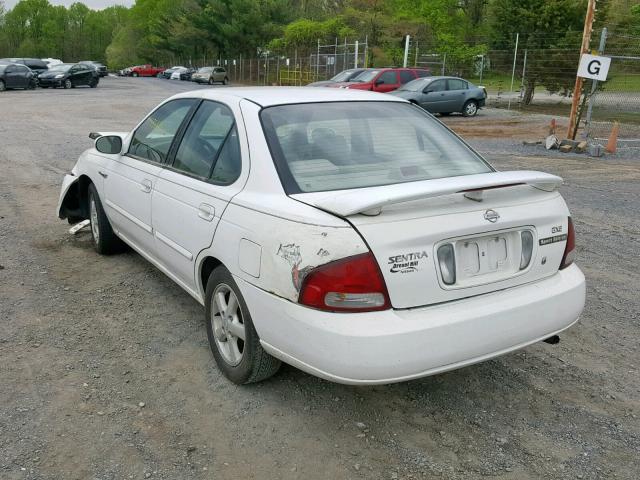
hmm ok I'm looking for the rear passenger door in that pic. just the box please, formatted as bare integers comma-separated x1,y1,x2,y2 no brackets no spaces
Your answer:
152,100,244,293
445,78,469,112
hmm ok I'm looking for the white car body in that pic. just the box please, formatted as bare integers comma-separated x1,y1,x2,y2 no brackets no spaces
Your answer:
170,67,188,80
57,87,585,385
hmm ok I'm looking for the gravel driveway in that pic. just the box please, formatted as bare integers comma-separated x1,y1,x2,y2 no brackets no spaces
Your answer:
1,77,638,480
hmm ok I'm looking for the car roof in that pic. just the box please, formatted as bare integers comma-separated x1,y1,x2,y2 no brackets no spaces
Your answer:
173,86,408,107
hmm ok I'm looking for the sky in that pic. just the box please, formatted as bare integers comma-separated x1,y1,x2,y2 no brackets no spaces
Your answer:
4,0,134,9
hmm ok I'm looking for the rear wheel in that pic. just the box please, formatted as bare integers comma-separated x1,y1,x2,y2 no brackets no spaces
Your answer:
222,77,228,85
88,184,124,255
63,79,72,89
208,77,213,85
205,266,281,384
462,100,478,117
0,80,5,92
90,78,98,88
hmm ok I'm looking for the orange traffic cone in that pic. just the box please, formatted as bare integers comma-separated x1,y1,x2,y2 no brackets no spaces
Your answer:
606,122,619,154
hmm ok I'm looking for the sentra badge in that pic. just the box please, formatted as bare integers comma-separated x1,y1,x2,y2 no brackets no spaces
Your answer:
388,251,428,273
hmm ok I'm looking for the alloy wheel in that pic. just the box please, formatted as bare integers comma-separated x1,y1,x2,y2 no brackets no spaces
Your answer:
465,101,477,116
211,283,246,366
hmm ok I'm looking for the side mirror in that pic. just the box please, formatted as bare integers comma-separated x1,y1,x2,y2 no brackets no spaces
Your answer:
375,79,384,86
423,89,433,94
95,135,123,155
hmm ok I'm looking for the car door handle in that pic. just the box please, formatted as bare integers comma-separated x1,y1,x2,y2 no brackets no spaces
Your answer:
98,171,108,178
140,179,152,193
198,203,215,222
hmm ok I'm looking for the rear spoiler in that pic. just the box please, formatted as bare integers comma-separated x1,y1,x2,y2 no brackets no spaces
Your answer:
291,171,563,217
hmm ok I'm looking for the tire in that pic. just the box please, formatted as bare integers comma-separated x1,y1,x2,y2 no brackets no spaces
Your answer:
28,79,36,90
88,184,124,255
90,78,98,88
63,79,72,89
222,77,228,85
208,77,213,85
462,100,478,117
0,80,5,92
205,266,281,384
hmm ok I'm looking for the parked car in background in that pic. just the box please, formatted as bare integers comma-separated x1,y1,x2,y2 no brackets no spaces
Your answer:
306,68,367,87
0,62,37,91
390,76,486,117
170,67,189,80
179,67,197,81
160,66,186,79
57,87,584,385
129,64,165,77
80,61,108,77
191,66,229,85
328,67,431,93
42,58,63,68
38,63,99,89
0,58,49,76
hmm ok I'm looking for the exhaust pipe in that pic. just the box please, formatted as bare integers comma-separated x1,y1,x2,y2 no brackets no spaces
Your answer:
543,335,560,345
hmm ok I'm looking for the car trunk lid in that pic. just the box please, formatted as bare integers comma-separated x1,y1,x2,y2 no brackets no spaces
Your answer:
292,171,570,308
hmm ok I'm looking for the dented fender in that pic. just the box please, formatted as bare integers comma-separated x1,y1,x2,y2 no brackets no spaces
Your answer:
57,173,80,219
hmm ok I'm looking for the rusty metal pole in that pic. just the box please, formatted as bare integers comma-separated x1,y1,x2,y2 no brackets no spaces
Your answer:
567,0,597,139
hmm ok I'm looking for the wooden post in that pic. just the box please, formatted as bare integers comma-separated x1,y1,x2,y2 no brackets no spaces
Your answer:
567,0,597,139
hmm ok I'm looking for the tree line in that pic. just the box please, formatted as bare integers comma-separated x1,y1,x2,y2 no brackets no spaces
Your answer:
0,0,638,72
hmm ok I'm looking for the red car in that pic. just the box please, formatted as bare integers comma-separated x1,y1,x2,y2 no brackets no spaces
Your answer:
129,64,165,77
328,67,431,93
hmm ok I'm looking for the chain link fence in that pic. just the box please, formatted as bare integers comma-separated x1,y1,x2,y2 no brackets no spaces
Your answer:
159,30,638,147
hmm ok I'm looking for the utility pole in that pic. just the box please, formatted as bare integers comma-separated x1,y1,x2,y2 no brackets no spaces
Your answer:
567,0,597,139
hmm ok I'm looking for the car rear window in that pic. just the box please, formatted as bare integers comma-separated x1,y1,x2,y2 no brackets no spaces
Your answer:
261,101,492,194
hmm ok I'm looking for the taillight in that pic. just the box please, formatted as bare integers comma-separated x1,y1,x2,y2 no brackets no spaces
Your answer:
298,253,391,312
560,217,576,269
437,243,456,285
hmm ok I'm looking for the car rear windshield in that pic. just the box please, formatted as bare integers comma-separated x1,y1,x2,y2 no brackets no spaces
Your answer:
261,101,492,194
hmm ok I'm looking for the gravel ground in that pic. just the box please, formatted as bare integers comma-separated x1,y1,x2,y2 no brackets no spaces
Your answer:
0,77,639,480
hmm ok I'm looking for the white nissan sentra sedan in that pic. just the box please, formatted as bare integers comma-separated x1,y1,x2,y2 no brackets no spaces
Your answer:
57,87,586,385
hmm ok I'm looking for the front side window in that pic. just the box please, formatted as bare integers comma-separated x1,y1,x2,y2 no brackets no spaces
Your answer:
128,99,196,163
172,101,240,183
261,102,492,193
377,71,398,84
426,80,446,92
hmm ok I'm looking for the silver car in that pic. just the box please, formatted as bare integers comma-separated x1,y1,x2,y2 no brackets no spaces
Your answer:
191,67,229,85
390,76,486,116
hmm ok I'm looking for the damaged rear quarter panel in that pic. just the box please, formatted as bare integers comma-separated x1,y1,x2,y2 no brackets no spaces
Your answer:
207,202,368,303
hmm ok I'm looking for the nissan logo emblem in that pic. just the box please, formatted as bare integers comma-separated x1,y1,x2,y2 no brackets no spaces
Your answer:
484,209,500,223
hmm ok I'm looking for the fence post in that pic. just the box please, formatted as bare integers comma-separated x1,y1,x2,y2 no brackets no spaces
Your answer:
508,32,520,110
333,38,338,75
414,40,419,67
442,53,446,75
519,49,528,103
584,27,608,138
316,39,320,79
354,40,359,68
403,35,410,68
479,54,484,84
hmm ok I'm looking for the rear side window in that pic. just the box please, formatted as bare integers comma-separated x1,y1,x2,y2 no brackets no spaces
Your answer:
399,70,416,84
448,79,468,90
261,102,492,194
172,100,240,183
128,99,196,163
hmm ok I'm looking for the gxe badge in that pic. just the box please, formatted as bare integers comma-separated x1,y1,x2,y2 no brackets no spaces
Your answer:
484,209,500,223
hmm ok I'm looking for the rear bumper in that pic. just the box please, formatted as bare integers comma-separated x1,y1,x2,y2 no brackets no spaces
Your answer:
238,264,585,384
